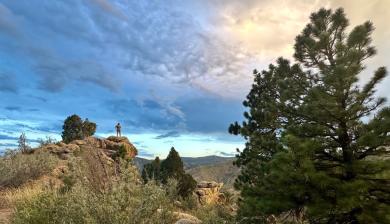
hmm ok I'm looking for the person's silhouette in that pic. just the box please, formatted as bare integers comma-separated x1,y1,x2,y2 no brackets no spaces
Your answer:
115,123,121,137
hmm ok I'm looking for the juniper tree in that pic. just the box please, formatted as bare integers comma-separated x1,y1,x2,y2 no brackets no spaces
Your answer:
230,8,390,223
62,115,84,143
62,115,97,143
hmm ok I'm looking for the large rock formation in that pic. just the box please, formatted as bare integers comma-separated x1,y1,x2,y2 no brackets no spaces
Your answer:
40,136,138,160
195,181,224,205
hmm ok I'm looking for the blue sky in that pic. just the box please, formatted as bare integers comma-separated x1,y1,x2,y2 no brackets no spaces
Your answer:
1,0,389,158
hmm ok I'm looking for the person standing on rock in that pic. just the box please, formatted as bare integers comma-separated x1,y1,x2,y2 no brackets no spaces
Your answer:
115,122,121,137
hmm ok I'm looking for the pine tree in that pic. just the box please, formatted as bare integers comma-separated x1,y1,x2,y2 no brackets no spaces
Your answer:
142,147,196,198
230,8,390,223
160,147,185,183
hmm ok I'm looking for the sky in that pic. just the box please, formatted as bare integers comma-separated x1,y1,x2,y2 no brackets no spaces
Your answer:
0,0,389,158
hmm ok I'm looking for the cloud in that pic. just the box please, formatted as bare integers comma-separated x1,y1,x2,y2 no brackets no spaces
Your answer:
216,151,236,157
4,106,21,111
0,73,18,93
0,3,20,37
87,0,127,20
0,142,18,147
0,134,18,140
176,96,243,133
138,148,154,158
0,0,258,98
106,98,184,131
155,131,181,139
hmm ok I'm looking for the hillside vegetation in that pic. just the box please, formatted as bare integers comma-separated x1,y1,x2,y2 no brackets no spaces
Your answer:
0,136,236,224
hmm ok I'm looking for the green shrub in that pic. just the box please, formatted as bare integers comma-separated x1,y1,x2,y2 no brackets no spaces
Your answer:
82,118,97,138
0,151,58,188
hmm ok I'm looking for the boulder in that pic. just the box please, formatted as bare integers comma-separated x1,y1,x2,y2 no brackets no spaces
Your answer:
70,139,86,145
173,212,202,224
103,136,138,159
39,136,137,160
40,143,80,160
175,219,201,224
195,181,224,205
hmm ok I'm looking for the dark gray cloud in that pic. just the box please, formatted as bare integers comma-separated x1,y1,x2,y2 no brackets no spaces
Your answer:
155,131,181,139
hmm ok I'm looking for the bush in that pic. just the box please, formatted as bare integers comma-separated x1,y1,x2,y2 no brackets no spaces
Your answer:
188,204,235,224
0,151,58,188
12,160,176,224
37,136,57,147
82,118,97,138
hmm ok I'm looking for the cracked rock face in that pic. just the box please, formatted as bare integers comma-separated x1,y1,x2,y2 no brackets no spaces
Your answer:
195,181,224,205
40,136,138,160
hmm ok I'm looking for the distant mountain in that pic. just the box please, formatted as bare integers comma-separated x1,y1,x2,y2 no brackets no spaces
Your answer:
132,157,152,171
187,160,240,188
181,155,234,169
133,156,239,188
133,155,234,170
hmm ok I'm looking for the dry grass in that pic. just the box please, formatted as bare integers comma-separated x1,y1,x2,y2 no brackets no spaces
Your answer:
0,174,61,209
0,151,58,189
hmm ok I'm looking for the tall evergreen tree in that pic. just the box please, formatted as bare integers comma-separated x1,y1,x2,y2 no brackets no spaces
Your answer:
230,8,390,223
160,147,185,183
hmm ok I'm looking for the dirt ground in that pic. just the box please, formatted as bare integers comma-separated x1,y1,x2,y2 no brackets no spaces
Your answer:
0,209,11,224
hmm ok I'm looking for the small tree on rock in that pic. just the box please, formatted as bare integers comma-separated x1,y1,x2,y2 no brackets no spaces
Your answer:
82,118,97,138
62,115,97,143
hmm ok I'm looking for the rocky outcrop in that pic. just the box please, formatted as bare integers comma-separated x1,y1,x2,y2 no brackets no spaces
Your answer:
195,181,224,205
39,136,137,160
